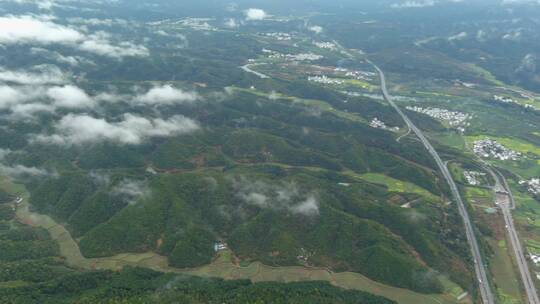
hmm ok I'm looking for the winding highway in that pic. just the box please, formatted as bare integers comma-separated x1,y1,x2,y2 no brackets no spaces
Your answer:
369,61,495,304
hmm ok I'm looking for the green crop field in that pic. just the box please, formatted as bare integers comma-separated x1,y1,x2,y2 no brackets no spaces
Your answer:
490,239,523,304
464,187,494,208
432,132,467,151
187,251,468,304
347,172,441,202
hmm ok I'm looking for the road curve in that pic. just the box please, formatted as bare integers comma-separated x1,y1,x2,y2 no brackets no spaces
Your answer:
486,166,540,304
369,61,495,304
240,63,270,79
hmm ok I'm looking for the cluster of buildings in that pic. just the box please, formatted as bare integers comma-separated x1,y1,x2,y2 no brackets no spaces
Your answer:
296,247,314,263
342,91,364,97
345,70,374,81
519,178,540,195
342,92,418,102
530,253,540,265
493,95,517,104
369,117,400,132
261,49,323,62
334,67,375,81
463,171,486,186
308,75,344,85
455,80,476,88
307,68,375,86
261,32,293,41
473,139,522,161
405,106,471,131
174,18,216,31
261,48,282,59
287,53,323,61
5,196,24,212
214,241,228,252
313,41,337,50
492,95,538,111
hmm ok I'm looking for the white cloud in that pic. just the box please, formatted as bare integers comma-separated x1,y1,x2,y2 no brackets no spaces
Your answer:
242,192,269,207
89,171,111,186
502,0,540,4
244,8,268,21
224,18,239,28
30,47,91,66
66,17,130,27
308,25,323,34
0,83,100,116
0,15,148,58
0,163,54,179
0,65,66,85
226,2,238,12
476,30,487,42
290,196,319,216
390,0,467,7
0,82,204,119
0,84,48,112
94,91,125,103
268,90,279,100
112,179,151,205
516,53,537,73
4,0,57,10
0,83,94,118
448,31,468,41
233,177,320,216
0,15,83,44
0,85,26,109
391,0,436,8
0,148,11,160
10,103,55,119
134,85,199,105
46,85,95,108
78,37,149,58
33,113,200,145
502,30,523,41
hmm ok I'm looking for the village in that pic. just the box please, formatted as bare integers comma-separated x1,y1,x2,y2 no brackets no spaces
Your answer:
473,138,522,161
493,95,517,104
519,178,540,195
369,117,400,132
463,170,487,186
337,68,376,81
492,95,538,111
307,67,375,86
260,49,323,62
261,32,293,41
313,41,337,50
308,75,344,85
405,106,471,131
173,17,216,31
528,254,540,282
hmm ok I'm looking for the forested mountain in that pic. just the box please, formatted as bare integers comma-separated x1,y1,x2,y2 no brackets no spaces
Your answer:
3,0,540,303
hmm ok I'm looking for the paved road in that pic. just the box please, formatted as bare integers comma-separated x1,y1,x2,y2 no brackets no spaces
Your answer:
240,63,270,79
485,166,540,304
369,61,495,304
